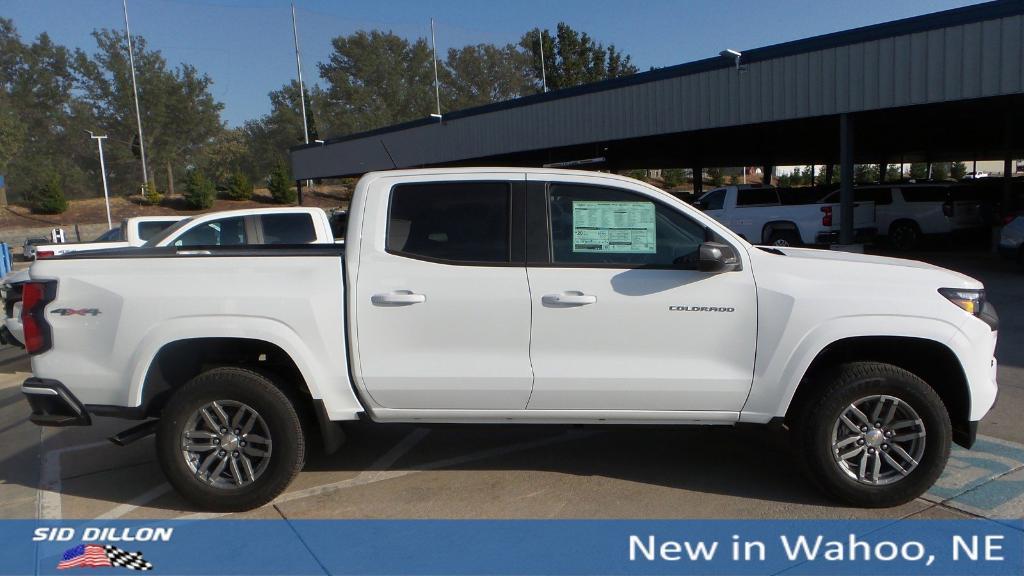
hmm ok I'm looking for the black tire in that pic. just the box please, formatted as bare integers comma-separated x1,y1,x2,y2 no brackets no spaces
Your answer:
156,367,305,511
889,221,920,251
767,230,801,247
795,362,951,508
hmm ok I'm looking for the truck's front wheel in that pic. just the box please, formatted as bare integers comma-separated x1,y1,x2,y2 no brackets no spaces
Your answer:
796,362,951,507
156,367,305,511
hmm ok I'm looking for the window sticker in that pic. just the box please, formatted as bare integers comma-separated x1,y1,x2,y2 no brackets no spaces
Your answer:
571,201,656,253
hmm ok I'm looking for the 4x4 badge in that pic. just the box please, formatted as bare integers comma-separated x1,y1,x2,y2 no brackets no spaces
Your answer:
50,308,101,317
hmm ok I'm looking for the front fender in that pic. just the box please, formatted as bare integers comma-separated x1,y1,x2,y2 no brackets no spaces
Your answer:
740,314,962,423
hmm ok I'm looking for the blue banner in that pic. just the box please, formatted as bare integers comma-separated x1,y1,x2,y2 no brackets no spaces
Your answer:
1,519,1021,575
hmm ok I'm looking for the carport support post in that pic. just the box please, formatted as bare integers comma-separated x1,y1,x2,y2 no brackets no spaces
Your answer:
692,165,703,196
839,113,854,245
762,166,773,185
296,179,303,206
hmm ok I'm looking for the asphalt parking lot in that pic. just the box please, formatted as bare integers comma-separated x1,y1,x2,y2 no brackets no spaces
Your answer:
0,250,1022,523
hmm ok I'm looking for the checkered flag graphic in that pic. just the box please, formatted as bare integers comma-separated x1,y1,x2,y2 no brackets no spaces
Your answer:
104,545,154,571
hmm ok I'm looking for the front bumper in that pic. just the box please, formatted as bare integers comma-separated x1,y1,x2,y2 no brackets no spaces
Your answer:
22,378,92,426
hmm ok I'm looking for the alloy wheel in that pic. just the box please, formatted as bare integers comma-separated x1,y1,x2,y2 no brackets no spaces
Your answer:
180,400,273,489
830,394,926,485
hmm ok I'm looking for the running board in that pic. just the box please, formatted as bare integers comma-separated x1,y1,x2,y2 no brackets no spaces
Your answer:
109,420,159,446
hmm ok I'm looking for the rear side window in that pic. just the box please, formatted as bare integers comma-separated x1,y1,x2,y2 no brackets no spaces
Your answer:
900,187,949,202
137,220,178,241
173,216,247,247
387,182,511,263
736,188,780,206
260,213,317,244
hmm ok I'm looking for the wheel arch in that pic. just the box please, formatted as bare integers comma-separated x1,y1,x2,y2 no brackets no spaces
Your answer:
761,221,799,244
888,218,921,236
784,335,972,447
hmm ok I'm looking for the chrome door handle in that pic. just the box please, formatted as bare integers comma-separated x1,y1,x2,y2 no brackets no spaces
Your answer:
542,291,597,306
371,290,426,306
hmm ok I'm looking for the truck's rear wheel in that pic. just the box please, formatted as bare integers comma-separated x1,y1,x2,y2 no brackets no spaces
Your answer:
767,230,801,247
795,362,950,507
156,367,305,511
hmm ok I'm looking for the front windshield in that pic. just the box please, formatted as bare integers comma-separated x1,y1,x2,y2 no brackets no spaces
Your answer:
143,217,193,246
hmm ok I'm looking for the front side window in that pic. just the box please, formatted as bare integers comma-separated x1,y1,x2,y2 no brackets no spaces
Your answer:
549,184,706,268
736,188,780,206
173,216,247,247
387,182,511,263
260,213,317,244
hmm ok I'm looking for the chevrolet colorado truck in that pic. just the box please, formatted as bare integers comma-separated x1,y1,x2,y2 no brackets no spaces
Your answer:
21,168,999,511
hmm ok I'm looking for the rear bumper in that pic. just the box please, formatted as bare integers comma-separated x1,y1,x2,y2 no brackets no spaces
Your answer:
815,227,877,245
22,377,92,426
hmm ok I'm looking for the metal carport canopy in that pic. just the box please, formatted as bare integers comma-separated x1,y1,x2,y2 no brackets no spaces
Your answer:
290,0,1024,180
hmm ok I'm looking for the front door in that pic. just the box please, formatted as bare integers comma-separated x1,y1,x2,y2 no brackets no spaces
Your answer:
526,176,758,412
355,175,534,410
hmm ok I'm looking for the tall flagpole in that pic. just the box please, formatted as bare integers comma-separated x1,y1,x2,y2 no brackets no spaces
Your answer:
291,2,309,145
122,0,148,188
430,18,442,120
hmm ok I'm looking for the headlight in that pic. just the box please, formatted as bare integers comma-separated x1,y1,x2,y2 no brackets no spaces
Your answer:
938,288,985,316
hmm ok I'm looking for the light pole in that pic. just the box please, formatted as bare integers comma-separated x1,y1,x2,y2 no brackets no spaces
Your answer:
123,0,148,188
85,130,113,230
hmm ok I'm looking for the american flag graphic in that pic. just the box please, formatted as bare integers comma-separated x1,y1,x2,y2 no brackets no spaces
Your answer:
57,545,111,569
57,544,154,571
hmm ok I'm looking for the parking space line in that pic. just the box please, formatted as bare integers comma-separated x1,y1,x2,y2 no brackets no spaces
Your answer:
94,483,173,520
36,440,110,520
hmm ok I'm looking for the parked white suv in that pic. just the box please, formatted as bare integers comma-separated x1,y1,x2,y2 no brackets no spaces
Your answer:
821,183,985,250
21,168,998,511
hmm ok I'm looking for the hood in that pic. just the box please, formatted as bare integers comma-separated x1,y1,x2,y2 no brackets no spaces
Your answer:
757,246,982,289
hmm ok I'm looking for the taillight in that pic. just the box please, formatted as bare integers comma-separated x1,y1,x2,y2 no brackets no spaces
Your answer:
21,282,56,355
36,250,54,259
1003,214,1018,226
942,201,953,217
821,206,833,227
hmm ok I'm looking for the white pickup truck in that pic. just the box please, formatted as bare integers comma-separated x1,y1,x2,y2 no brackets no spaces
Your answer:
4,207,339,347
35,216,186,259
21,168,998,511
694,185,877,246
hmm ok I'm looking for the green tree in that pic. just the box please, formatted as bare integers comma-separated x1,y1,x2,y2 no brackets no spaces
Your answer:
241,81,319,181
662,168,686,188
854,164,879,184
73,29,224,197
443,43,533,109
183,169,214,209
32,173,68,214
267,163,296,204
318,30,436,135
885,164,903,182
225,170,253,201
909,163,929,180
705,167,724,186
142,179,162,205
519,23,638,91
0,19,94,202
951,161,967,180
931,162,949,180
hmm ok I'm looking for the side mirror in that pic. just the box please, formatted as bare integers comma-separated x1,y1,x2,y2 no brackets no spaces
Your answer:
698,242,741,273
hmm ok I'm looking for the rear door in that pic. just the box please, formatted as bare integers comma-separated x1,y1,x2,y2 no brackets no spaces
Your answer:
524,174,757,413
354,174,534,410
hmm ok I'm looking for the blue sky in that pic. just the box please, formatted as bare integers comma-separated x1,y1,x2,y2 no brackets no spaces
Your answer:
2,0,982,128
